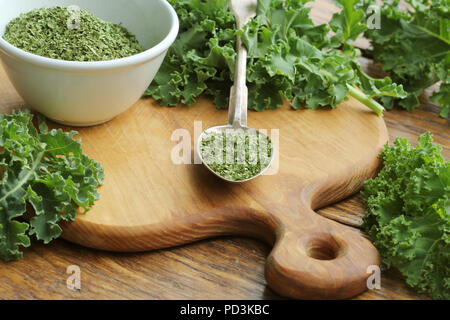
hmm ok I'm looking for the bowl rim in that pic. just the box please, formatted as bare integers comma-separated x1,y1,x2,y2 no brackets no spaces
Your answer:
0,0,179,71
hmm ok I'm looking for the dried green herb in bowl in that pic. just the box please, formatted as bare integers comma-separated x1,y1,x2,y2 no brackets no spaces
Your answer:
200,131,273,182
2,6,144,62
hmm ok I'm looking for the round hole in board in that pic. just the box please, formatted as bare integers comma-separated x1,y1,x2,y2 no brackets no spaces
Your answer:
304,235,342,261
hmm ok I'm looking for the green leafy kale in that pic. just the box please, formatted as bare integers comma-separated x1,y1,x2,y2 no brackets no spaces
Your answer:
359,0,450,118
362,133,449,299
0,110,104,262
144,0,406,115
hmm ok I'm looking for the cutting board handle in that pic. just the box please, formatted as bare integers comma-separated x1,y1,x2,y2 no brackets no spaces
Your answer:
265,206,380,299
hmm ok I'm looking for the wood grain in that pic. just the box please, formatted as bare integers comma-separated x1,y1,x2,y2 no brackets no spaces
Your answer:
1,60,388,300
0,0,447,300
33,87,382,299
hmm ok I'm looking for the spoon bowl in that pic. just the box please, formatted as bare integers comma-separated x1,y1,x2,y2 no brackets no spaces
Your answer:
196,125,274,183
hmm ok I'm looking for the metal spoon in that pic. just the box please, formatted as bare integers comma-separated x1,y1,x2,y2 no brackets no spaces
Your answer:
196,0,274,183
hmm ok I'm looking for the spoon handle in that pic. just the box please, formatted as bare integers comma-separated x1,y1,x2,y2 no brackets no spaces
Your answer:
228,35,248,128
228,0,257,128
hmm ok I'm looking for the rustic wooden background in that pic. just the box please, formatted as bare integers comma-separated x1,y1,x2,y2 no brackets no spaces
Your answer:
0,0,448,300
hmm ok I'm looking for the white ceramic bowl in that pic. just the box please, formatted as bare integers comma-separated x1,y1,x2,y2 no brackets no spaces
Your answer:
0,0,179,126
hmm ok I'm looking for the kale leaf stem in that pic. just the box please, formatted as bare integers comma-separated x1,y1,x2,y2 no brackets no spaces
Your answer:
347,84,385,116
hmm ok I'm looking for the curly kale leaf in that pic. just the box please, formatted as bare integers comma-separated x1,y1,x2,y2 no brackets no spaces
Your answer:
360,0,450,118
144,0,236,108
330,0,368,44
0,110,104,262
362,133,450,299
145,0,406,115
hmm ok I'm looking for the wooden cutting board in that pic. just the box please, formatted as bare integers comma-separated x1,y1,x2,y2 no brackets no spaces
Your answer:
1,62,387,298
58,96,386,300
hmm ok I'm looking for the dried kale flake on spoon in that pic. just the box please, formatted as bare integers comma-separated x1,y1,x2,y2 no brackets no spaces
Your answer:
200,131,273,182
2,6,144,62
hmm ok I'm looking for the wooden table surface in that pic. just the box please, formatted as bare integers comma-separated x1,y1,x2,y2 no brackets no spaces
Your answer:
0,0,448,300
